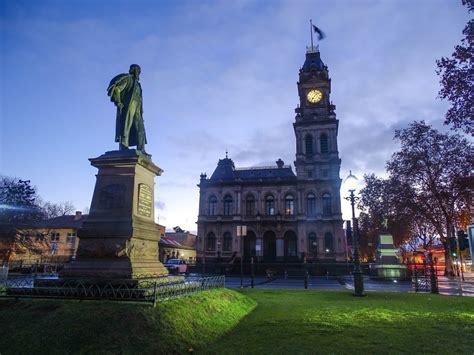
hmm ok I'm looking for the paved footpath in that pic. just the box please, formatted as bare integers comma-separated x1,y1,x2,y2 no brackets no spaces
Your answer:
223,274,474,297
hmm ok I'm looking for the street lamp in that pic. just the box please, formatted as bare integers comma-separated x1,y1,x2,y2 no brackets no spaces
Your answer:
312,241,317,261
237,225,247,288
344,171,365,297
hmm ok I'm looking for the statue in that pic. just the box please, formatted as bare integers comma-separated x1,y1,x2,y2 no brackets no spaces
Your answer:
107,64,147,153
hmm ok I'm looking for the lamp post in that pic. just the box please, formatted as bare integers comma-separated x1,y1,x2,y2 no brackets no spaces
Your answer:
312,241,317,262
237,225,247,288
344,171,365,297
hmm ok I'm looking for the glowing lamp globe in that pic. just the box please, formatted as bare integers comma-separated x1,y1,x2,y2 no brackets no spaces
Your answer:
345,170,358,192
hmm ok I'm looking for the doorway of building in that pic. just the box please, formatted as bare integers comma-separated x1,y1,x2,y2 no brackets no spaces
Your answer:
243,231,256,261
284,230,298,261
263,231,276,262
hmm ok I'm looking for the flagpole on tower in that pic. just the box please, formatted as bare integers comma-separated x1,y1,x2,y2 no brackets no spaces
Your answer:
310,19,314,51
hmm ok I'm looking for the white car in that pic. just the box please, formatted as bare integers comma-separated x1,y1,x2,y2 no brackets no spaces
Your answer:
164,259,188,274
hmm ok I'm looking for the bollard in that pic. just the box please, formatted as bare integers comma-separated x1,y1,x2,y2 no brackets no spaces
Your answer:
251,257,255,288
303,257,308,289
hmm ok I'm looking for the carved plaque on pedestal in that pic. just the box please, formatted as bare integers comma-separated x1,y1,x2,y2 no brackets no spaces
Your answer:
138,183,153,218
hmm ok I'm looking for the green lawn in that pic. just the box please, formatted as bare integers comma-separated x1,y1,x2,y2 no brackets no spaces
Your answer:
0,289,473,354
0,288,256,354
206,290,474,354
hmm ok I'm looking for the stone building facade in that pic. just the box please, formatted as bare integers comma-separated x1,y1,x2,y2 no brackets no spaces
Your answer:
197,46,345,262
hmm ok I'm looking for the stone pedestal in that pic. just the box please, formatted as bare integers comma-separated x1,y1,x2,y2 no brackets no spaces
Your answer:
61,149,168,278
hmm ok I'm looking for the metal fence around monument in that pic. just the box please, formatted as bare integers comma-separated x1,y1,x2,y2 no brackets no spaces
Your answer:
0,275,225,307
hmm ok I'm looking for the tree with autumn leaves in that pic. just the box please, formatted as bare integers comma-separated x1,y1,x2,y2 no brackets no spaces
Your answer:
436,0,473,135
359,122,472,274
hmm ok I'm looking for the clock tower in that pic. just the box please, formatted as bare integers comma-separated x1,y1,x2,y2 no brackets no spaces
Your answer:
294,46,340,184
293,45,344,260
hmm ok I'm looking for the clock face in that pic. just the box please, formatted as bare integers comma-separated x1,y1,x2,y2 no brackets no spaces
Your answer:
306,89,323,103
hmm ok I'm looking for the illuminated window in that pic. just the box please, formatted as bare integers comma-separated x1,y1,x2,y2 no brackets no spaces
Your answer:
265,195,275,215
285,195,295,215
324,232,333,253
223,194,233,216
208,196,217,216
320,133,328,153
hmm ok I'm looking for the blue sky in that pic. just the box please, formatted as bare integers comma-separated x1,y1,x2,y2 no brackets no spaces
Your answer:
0,0,469,231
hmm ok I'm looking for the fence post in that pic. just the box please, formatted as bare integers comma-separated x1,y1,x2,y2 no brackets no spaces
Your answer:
153,280,158,308
413,267,419,292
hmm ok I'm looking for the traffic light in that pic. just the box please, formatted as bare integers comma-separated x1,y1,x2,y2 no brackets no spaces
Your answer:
448,237,457,256
457,230,468,251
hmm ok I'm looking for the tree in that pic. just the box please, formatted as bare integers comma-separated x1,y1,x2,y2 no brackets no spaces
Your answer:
0,177,44,265
436,0,474,135
386,121,471,274
358,174,414,250
39,200,75,220
0,176,75,266
0,176,42,223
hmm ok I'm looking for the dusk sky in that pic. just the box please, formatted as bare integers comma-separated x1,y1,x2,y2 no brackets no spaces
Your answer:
1,0,470,232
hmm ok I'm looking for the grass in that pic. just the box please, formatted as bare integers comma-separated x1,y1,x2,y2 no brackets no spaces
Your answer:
0,289,473,354
0,288,256,354
205,290,474,354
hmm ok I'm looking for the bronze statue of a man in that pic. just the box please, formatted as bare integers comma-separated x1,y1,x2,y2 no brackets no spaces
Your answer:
107,64,147,152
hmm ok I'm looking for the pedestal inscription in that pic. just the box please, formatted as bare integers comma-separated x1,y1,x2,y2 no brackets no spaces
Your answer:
138,184,152,218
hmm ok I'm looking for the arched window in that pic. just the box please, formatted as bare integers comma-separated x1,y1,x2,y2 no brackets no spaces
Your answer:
206,232,216,251
265,195,275,215
320,133,328,153
285,195,295,215
306,193,316,216
324,232,333,253
223,194,233,216
308,233,317,256
223,232,232,252
322,193,332,215
305,135,314,155
245,194,255,216
208,196,217,216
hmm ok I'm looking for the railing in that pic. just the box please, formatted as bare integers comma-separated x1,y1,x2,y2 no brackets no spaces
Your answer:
0,275,225,307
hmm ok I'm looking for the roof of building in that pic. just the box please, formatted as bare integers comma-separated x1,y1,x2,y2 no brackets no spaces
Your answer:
36,213,88,229
301,50,326,72
160,236,194,250
208,157,296,182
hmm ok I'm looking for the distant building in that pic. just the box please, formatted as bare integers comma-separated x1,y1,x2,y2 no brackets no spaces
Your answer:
197,45,345,262
1,211,86,265
160,231,197,262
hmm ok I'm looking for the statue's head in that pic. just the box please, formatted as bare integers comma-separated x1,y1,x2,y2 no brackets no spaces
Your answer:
129,64,141,78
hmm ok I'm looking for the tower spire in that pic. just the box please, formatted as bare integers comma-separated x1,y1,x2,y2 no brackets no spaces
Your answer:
310,19,314,51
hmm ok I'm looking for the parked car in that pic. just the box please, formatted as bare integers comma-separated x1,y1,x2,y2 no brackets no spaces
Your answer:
164,259,188,274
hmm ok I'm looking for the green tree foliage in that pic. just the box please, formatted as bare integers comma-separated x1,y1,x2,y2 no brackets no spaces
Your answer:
0,176,42,223
436,0,473,135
